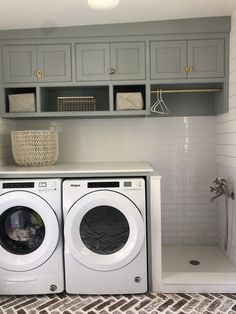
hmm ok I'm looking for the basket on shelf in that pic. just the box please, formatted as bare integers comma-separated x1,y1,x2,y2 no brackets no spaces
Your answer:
11,130,59,167
8,93,36,113
57,96,96,112
115,92,144,110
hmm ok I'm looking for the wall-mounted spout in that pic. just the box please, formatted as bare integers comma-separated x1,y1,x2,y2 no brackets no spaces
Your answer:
210,177,235,251
211,194,222,202
210,177,234,202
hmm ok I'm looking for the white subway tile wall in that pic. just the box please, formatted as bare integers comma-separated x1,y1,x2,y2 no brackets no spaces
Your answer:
0,118,15,166
16,116,217,245
216,12,236,265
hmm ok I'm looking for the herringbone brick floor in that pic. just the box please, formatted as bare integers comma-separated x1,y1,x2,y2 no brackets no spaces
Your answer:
0,292,236,313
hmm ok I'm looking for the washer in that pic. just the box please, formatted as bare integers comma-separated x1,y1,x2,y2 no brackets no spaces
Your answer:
0,178,64,295
63,177,147,294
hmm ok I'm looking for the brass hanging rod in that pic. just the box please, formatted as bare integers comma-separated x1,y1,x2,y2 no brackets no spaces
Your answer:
151,88,223,94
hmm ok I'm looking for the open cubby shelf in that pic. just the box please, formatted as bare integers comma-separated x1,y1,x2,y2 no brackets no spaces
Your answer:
113,85,146,111
2,82,226,118
150,82,225,117
40,86,110,112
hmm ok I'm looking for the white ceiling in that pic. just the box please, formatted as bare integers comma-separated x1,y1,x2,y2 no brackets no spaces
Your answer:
1,0,236,30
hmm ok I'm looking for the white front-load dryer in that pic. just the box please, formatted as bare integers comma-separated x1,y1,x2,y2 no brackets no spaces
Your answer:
63,177,147,294
0,178,64,295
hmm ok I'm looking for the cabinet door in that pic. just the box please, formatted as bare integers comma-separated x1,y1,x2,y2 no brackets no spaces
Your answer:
187,39,224,78
37,44,72,82
110,42,145,80
150,41,187,79
2,45,37,83
76,43,110,81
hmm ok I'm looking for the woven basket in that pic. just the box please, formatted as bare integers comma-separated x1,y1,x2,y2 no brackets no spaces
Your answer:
11,130,59,167
116,92,144,110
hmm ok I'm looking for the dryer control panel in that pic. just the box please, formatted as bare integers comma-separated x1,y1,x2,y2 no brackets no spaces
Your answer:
86,179,144,192
123,180,143,191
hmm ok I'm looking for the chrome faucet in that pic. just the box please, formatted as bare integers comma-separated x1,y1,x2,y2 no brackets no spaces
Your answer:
210,177,235,251
210,177,234,202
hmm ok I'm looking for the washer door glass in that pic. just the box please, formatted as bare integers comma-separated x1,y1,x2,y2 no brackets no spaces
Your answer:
0,206,45,255
0,191,59,272
80,205,129,255
64,190,145,271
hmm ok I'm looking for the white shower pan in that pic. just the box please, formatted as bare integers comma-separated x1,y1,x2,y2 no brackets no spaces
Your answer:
162,245,236,293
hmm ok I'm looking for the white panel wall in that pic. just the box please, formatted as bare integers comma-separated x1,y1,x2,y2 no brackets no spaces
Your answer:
216,13,236,168
0,118,15,166
17,116,216,245
216,12,236,265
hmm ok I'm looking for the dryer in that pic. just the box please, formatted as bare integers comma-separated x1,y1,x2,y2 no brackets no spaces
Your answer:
0,178,64,295
63,177,147,294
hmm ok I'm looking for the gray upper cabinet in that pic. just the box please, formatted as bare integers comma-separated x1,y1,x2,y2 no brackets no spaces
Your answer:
2,44,72,83
110,42,145,80
76,43,110,81
2,45,37,83
150,39,224,80
150,41,187,79
187,39,224,78
36,45,71,82
76,42,145,81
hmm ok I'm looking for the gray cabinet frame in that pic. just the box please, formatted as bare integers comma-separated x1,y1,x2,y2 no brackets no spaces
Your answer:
2,44,72,83
0,16,230,118
76,42,145,81
150,39,225,80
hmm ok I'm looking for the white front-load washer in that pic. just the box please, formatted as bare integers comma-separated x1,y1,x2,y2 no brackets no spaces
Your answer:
63,177,147,294
0,178,64,295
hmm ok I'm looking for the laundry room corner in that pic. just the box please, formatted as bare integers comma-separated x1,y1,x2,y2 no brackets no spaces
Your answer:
1,1,236,310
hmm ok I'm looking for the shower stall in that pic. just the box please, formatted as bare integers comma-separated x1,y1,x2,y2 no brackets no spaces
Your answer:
160,169,236,293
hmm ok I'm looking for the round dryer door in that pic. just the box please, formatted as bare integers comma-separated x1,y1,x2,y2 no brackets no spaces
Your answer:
0,191,59,271
64,190,145,271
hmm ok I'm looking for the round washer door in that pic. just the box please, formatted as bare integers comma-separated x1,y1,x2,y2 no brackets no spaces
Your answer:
0,191,59,271
64,190,145,271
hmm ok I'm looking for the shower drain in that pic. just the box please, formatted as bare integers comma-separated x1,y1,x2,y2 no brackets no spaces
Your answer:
189,260,200,266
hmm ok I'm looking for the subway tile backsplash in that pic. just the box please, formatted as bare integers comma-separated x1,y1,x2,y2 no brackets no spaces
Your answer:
16,116,217,245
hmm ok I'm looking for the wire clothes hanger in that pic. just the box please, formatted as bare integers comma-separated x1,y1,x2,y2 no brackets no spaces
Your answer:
151,89,169,115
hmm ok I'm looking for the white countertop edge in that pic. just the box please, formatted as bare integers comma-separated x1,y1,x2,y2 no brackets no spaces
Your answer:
0,161,155,175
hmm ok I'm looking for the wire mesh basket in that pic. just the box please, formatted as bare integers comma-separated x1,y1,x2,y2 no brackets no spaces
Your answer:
57,96,96,112
11,130,59,167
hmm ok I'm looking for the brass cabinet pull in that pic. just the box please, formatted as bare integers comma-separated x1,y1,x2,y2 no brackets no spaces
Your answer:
108,68,116,75
185,66,193,73
37,70,42,78
34,69,42,78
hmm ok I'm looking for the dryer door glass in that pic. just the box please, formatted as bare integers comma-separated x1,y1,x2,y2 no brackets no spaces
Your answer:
80,205,129,255
0,206,45,255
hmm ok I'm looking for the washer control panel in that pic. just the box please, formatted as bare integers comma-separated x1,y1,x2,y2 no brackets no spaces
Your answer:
2,182,34,189
0,179,60,194
38,181,58,193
